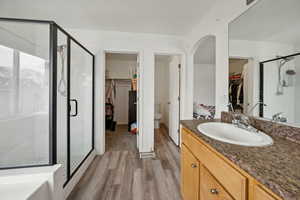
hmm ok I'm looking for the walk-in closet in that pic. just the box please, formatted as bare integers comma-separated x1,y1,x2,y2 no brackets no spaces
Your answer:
105,53,138,151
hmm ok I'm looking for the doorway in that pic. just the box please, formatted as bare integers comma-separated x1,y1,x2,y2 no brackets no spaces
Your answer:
104,53,139,151
228,58,252,114
154,54,181,146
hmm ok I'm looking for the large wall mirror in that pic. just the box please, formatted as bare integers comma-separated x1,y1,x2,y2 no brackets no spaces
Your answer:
229,0,300,126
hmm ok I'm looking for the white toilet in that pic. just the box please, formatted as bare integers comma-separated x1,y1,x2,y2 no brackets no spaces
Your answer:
154,103,162,129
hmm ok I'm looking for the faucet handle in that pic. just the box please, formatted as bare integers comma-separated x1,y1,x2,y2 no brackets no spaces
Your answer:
240,114,250,122
272,112,284,121
232,113,248,120
232,113,251,126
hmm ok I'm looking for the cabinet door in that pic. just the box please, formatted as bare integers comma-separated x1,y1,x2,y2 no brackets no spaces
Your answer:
200,165,234,200
253,184,277,200
181,145,200,200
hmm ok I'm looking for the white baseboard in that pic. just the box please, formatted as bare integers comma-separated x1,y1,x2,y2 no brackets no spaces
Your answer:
139,152,156,159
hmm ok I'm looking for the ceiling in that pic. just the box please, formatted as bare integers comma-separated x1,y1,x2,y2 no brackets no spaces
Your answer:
0,0,217,35
229,0,300,45
194,36,216,65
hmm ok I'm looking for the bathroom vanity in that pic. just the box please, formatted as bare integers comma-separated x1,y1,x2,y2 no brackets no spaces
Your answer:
181,116,300,200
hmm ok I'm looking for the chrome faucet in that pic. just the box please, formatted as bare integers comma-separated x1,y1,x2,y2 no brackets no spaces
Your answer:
247,101,267,115
232,114,259,132
272,112,287,122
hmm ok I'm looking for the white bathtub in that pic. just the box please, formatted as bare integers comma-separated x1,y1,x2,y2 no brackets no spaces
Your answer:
0,174,50,200
0,165,63,200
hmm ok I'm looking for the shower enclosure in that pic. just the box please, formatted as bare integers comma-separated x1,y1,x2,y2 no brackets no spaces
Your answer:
0,18,94,185
259,52,300,122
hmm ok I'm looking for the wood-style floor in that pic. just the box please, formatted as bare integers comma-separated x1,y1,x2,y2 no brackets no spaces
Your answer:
105,125,138,152
67,125,182,200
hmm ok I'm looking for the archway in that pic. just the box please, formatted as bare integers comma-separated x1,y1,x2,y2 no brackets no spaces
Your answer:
192,35,216,119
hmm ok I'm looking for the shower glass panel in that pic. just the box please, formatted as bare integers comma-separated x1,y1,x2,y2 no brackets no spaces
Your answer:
70,40,93,174
57,30,68,182
0,20,50,168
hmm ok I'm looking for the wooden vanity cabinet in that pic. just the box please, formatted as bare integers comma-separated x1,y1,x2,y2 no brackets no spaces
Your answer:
181,145,200,200
181,127,282,200
253,184,278,200
200,165,234,200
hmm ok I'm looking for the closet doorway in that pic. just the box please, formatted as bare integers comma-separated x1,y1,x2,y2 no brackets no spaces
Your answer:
104,53,139,151
154,54,181,146
228,58,253,114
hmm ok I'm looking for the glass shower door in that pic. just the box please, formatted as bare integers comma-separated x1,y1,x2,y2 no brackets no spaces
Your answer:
69,40,93,174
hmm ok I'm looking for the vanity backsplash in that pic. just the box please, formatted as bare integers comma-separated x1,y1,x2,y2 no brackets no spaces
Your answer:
221,112,300,144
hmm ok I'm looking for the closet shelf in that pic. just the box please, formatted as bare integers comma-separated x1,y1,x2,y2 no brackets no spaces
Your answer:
106,78,131,80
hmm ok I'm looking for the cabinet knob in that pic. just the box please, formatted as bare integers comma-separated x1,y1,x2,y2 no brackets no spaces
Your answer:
210,188,219,195
191,163,197,168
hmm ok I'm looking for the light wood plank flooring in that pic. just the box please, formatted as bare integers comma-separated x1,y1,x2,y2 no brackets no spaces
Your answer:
105,125,138,152
67,125,182,200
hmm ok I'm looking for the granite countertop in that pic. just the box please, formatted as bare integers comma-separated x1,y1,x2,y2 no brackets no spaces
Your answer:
181,119,300,200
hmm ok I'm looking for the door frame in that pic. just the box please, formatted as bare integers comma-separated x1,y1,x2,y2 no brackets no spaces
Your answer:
102,50,142,152
154,52,184,146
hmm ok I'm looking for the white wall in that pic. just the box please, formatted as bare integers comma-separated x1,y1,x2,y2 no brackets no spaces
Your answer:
193,64,215,106
66,29,186,154
154,58,169,126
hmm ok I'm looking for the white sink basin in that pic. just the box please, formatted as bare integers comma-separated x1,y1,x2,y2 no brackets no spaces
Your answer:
197,122,273,147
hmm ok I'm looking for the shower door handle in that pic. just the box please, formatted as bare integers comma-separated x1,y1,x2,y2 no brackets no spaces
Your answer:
70,99,78,117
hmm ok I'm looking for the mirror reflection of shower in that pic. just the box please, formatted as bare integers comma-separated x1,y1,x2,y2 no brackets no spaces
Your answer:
58,44,67,97
276,56,296,95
